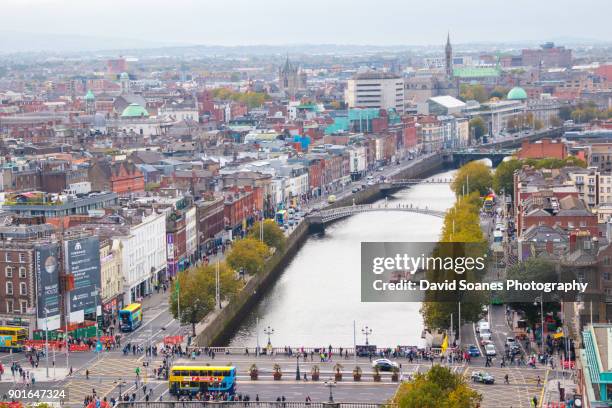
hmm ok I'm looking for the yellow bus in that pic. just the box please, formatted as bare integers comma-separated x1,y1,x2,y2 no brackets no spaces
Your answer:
169,365,236,396
0,326,28,351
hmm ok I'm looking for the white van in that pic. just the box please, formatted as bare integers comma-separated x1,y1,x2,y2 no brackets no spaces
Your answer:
478,321,490,332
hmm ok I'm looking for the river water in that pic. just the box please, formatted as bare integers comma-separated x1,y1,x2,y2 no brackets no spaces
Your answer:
228,168,458,348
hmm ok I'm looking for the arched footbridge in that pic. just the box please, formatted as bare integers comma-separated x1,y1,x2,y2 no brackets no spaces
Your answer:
306,203,447,231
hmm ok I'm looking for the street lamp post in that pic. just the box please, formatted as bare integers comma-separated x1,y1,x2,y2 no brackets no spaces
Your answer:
534,294,544,349
324,380,336,403
44,307,49,379
264,326,274,347
362,326,372,345
295,353,301,380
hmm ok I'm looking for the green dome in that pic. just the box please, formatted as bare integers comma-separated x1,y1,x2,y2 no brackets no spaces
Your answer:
507,87,528,100
121,103,149,118
84,90,95,101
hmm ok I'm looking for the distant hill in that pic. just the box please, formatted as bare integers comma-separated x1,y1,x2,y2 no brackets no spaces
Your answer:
0,30,184,54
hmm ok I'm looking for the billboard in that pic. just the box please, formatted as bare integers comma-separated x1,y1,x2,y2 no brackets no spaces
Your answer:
35,243,61,331
64,236,101,323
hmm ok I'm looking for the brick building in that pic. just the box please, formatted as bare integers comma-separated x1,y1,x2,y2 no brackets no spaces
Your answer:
517,139,568,160
0,242,36,329
88,160,145,196
196,197,225,254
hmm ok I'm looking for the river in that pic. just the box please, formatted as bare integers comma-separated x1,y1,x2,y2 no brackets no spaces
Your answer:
228,167,458,348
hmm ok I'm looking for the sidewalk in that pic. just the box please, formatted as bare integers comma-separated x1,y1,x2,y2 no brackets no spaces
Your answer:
541,374,578,407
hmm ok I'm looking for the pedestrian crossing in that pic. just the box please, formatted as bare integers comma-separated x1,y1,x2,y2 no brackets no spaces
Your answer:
65,379,117,405
87,356,150,378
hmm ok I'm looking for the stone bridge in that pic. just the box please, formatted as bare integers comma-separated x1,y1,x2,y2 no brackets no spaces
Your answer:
306,203,447,232
447,148,516,167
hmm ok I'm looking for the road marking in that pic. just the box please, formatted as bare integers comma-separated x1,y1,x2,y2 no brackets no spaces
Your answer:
538,368,549,408
473,323,484,356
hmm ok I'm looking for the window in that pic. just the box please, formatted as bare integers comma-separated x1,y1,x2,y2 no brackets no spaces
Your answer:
580,221,587,227
568,222,575,229
604,272,611,280
18,267,26,278
20,300,27,314
4,253,10,262
18,253,25,263
6,300,13,314
5,266,13,278
19,282,26,296
6,282,13,295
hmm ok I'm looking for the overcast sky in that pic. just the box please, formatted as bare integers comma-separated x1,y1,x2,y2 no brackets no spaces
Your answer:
3,0,611,47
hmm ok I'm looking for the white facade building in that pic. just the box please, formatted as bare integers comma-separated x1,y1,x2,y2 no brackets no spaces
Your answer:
346,70,405,113
118,211,167,305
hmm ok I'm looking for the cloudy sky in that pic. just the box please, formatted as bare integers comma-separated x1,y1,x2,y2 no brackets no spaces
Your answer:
2,0,611,47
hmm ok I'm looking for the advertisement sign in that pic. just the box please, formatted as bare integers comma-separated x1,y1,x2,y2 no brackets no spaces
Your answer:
64,237,101,321
35,243,61,331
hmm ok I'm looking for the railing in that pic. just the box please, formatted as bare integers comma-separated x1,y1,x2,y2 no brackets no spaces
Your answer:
387,178,452,185
308,204,446,224
183,346,442,358
116,402,395,408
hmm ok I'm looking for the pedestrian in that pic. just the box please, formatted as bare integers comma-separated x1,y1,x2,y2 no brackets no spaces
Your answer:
504,374,509,384
537,376,541,387
86,369,89,380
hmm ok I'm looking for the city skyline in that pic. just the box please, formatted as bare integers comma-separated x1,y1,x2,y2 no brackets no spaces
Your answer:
0,0,611,53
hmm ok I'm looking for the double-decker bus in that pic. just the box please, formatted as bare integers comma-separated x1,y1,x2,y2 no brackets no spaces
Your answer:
169,365,236,396
0,326,28,352
275,210,288,226
119,303,143,332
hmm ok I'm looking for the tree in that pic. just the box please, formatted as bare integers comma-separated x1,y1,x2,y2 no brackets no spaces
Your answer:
395,365,482,408
468,116,486,141
489,86,508,99
460,84,488,103
248,219,286,251
505,259,559,327
451,161,492,197
493,158,522,197
550,116,562,127
558,106,572,121
170,262,241,336
226,238,269,275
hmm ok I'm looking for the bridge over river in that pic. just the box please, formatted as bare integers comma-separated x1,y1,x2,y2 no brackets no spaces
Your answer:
306,202,447,231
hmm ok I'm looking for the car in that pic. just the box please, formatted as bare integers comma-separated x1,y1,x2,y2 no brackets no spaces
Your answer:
505,337,516,348
479,328,492,342
484,344,496,356
471,371,495,384
352,187,360,193
467,344,481,357
371,358,399,371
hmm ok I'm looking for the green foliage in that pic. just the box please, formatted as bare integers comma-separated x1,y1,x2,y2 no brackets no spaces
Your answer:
440,192,485,243
468,116,486,140
524,156,587,169
248,219,286,251
451,161,492,197
145,182,160,192
211,88,270,108
489,86,508,99
395,365,482,408
226,238,269,275
460,84,488,103
170,262,241,335
493,158,523,197
506,259,559,325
